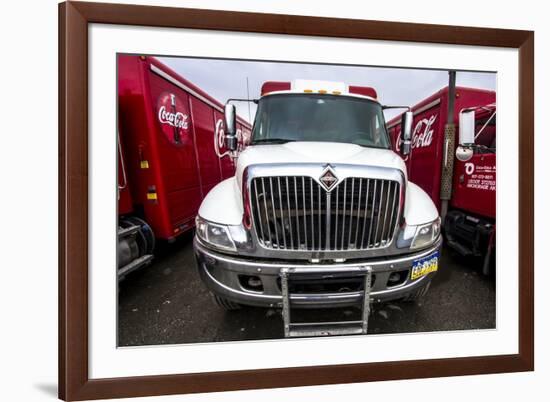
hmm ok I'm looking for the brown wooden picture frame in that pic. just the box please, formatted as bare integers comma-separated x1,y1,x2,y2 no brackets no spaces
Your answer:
59,1,534,400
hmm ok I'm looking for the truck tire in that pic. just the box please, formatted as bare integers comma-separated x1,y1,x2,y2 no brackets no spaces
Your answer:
402,281,432,303
213,295,242,311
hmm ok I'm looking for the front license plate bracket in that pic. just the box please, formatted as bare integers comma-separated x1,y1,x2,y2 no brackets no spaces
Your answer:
411,251,439,281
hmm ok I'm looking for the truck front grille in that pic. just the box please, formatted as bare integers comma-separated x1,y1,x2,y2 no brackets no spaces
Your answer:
250,176,401,251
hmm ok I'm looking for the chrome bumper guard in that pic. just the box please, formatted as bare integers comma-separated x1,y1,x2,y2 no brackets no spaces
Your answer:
195,236,442,338
281,266,372,338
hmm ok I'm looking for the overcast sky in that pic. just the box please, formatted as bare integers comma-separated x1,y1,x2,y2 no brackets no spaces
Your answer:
158,56,496,123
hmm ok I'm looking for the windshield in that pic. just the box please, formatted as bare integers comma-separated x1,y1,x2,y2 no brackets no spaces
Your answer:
251,94,390,148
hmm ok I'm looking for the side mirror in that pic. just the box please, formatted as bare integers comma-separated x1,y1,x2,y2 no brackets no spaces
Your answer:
400,111,413,155
459,109,475,146
224,103,237,151
456,146,474,162
456,109,475,162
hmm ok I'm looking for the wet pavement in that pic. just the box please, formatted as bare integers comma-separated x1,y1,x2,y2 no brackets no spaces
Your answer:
118,232,495,346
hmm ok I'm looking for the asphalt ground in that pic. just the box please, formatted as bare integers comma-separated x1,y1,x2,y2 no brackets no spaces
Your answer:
118,232,496,346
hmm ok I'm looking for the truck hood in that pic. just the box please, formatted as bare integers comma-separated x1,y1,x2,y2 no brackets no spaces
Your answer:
235,141,407,189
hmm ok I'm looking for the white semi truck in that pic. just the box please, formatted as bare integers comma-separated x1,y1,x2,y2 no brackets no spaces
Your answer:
194,80,442,337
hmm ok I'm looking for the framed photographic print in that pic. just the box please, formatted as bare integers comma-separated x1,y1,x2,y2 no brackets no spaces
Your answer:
59,1,534,400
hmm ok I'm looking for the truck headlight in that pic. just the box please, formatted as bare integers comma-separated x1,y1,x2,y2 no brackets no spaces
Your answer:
411,218,441,249
195,216,236,252
397,218,441,250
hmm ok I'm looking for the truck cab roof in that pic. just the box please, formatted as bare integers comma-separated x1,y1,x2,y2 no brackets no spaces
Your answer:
261,79,378,101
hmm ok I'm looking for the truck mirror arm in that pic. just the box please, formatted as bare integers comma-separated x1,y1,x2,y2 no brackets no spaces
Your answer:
461,143,496,154
227,98,259,105
382,105,411,111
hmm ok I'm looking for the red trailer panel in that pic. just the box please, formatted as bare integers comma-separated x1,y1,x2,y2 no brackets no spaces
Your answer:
117,55,251,278
117,134,134,216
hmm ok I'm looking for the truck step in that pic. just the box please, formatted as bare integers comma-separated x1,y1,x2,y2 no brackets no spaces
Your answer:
446,239,473,257
118,224,141,239
287,321,366,337
281,266,372,338
118,254,154,279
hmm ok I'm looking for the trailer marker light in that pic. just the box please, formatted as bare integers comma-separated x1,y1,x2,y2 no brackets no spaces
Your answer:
318,89,327,94
303,89,313,93
140,160,150,169
147,193,158,200
332,91,341,95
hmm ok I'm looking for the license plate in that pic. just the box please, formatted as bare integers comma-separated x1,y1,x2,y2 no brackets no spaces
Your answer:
410,251,439,280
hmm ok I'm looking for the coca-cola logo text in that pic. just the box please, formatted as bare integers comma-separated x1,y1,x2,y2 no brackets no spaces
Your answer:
411,114,436,148
395,114,437,153
156,92,190,145
158,106,189,129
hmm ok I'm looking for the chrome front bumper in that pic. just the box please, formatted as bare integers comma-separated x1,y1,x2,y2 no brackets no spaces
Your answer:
194,236,442,308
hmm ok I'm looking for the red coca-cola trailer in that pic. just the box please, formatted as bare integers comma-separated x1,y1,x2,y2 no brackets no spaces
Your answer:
117,55,251,279
387,86,496,274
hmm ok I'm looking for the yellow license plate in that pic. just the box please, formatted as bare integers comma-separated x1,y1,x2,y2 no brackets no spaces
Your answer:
411,251,439,280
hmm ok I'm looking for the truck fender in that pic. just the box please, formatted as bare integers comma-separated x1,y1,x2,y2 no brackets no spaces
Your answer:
198,177,243,225
403,182,439,225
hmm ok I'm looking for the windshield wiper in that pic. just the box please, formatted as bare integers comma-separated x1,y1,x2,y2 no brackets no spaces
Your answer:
251,138,296,145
